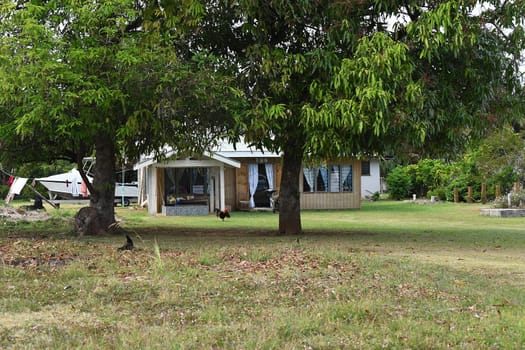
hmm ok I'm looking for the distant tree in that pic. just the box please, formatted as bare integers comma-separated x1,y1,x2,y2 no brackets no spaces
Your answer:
182,1,524,233
475,126,525,184
0,1,240,233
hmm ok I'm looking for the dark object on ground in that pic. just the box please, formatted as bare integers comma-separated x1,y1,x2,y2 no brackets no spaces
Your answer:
117,235,134,251
34,198,43,209
214,208,230,221
20,198,45,211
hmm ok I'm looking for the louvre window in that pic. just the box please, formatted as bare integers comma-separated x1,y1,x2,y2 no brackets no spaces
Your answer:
361,161,371,176
303,165,352,192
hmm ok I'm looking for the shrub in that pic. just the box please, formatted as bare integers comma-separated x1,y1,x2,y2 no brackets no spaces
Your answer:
489,166,518,195
492,195,509,208
0,185,9,199
427,188,447,201
385,166,413,200
491,192,525,209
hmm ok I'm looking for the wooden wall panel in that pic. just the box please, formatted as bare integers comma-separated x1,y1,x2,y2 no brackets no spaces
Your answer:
156,168,165,213
224,167,237,210
236,163,249,203
274,160,282,191
300,192,361,209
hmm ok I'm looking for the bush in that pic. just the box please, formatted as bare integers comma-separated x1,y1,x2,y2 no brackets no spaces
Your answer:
489,166,518,195
0,185,9,199
490,193,525,208
385,167,413,200
427,188,447,201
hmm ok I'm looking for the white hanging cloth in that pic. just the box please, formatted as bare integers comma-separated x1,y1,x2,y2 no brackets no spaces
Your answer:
5,177,29,204
265,163,274,189
303,168,316,192
248,163,258,208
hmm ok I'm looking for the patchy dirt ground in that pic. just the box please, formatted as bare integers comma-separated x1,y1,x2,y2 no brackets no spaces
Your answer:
0,206,50,222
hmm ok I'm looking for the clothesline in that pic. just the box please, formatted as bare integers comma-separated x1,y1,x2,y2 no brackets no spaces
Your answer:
0,165,16,178
0,165,41,204
0,166,61,208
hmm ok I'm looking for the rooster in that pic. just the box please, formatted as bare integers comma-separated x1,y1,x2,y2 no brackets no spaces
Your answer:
117,235,134,251
214,208,230,221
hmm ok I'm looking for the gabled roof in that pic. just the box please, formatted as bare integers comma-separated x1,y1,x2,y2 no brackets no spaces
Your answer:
134,149,241,170
134,140,280,170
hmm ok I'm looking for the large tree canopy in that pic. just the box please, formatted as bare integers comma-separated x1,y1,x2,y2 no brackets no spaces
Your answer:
0,0,241,232
1,1,523,235
179,0,524,234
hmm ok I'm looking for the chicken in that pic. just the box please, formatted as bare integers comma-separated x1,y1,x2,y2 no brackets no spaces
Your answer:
214,208,231,221
117,235,134,251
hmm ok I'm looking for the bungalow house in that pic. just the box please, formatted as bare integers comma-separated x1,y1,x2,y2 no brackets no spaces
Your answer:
360,158,382,199
134,142,373,216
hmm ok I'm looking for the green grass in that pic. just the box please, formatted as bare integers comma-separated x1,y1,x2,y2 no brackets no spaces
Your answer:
1,201,525,349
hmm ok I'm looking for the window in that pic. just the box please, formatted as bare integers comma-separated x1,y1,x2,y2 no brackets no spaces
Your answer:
303,164,353,193
361,161,371,176
164,168,209,199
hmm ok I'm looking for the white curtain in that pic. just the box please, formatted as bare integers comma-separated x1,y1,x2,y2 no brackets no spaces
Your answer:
341,165,352,192
248,163,258,208
329,165,340,192
303,168,316,192
320,167,328,192
265,163,274,189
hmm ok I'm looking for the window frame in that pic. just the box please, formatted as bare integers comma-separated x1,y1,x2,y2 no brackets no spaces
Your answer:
302,164,353,193
361,160,371,176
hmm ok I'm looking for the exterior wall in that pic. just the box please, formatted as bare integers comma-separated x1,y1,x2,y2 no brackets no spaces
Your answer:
300,159,361,210
233,159,282,210
156,167,165,214
224,167,237,210
233,157,360,210
361,159,381,199
300,191,361,209
143,156,361,214
235,163,250,204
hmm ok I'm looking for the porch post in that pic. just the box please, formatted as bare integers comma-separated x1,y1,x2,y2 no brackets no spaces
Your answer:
209,174,215,213
147,166,157,215
220,164,226,210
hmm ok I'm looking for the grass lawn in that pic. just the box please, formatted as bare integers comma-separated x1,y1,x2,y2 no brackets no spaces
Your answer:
1,201,525,349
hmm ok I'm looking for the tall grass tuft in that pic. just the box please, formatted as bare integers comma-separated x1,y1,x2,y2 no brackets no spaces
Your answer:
152,238,163,272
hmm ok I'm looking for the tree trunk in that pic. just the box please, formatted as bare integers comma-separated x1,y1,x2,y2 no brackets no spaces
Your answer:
89,135,117,231
278,150,303,235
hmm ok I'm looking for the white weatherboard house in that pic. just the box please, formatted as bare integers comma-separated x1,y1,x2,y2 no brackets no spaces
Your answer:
134,142,380,216
360,159,381,199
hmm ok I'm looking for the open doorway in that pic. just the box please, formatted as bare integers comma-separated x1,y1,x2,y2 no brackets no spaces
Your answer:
249,163,275,208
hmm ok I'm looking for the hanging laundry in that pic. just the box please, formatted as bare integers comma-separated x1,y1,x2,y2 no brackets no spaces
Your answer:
71,171,80,197
5,177,28,204
80,180,89,198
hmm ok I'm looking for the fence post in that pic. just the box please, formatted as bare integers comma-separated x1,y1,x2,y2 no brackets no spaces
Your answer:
467,186,473,203
454,187,459,203
495,184,500,198
481,183,487,204
514,182,519,193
